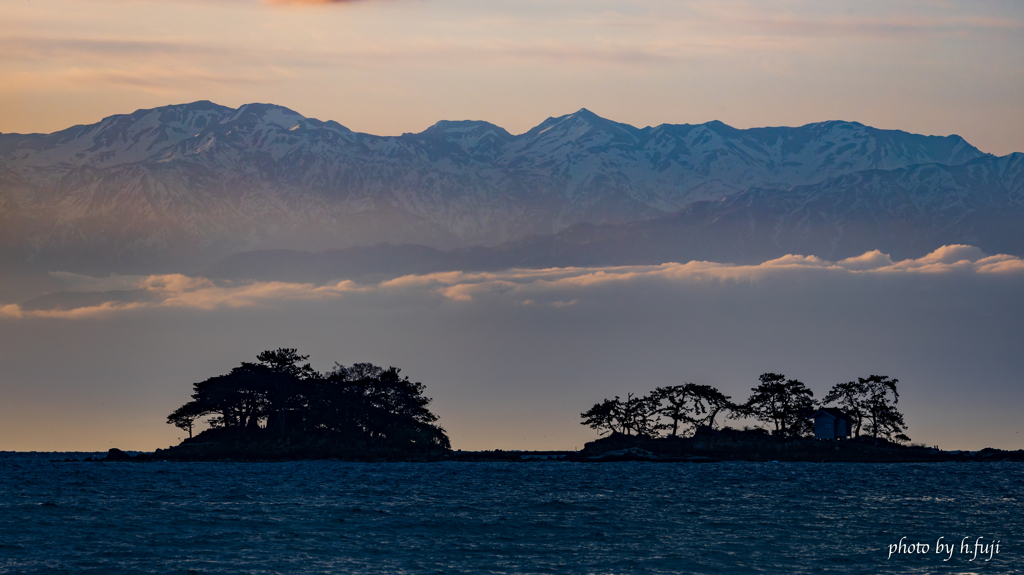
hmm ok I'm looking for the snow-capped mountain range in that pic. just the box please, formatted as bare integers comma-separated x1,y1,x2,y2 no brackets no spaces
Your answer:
0,101,1001,275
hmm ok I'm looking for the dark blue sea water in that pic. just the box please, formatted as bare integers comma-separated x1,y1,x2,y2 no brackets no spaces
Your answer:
0,454,1020,574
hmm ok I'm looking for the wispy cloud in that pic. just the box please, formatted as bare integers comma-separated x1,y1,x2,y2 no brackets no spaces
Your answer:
685,1,1024,40
0,36,210,60
4,241,1024,453
4,246,1023,320
4,0,1022,103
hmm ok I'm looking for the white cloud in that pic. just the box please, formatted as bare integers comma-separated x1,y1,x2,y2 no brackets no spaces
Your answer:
4,244,1024,452
5,246,1023,320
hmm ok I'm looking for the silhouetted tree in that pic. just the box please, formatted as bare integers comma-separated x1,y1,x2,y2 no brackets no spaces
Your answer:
580,397,623,436
653,385,693,437
620,393,664,437
742,373,815,437
256,348,317,433
166,350,451,452
257,348,318,379
652,384,734,437
183,363,281,430
822,375,909,442
821,380,867,437
335,362,385,381
580,392,663,437
585,384,735,439
687,384,735,430
308,362,450,449
861,375,909,442
166,401,203,438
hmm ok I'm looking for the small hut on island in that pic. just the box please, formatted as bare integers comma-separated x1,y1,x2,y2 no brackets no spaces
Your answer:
811,408,853,440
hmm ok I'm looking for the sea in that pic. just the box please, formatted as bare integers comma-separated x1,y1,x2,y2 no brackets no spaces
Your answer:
0,454,1020,574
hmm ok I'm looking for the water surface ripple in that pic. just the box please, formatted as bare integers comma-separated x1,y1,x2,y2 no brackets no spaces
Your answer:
1,456,1020,574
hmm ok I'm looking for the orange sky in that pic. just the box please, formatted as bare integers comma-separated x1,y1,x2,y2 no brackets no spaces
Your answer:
2,0,1024,452
1,0,1022,154
3,248,1024,452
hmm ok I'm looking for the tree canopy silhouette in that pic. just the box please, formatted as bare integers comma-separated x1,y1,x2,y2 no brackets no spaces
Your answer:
580,397,624,436
581,384,736,439
166,348,450,453
654,384,736,436
741,373,815,437
581,372,911,443
823,375,909,443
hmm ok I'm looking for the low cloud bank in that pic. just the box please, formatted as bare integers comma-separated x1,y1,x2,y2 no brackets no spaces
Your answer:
3,245,1022,320
3,244,1024,452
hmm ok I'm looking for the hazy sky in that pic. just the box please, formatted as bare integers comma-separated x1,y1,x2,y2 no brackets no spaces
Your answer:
1,0,1022,154
2,246,1023,452
2,1,1024,453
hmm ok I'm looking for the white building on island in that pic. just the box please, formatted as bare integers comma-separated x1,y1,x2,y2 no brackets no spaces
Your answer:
811,408,853,440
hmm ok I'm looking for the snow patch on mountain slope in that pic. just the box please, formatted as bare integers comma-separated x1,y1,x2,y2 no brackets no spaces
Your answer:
0,102,1002,273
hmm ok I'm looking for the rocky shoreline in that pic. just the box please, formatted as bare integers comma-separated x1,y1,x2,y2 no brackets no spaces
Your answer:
67,430,1024,464
569,432,1024,463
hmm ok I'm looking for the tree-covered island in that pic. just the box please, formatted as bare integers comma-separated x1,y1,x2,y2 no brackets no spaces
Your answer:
574,373,970,462
581,373,910,441
153,348,450,461
93,357,1024,462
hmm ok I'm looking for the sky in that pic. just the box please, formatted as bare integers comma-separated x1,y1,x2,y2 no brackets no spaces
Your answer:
1,0,1022,155
2,246,1024,452
2,0,1024,452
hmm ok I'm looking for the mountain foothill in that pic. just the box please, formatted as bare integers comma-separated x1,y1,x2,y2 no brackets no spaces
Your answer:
1,101,1021,296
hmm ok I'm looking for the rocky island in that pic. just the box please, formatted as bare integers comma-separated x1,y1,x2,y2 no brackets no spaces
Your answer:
85,352,1023,464
123,349,450,462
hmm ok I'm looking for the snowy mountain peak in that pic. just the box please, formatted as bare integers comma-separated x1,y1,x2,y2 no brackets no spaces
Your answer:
420,120,513,143
0,101,1005,274
527,109,641,140
222,102,306,128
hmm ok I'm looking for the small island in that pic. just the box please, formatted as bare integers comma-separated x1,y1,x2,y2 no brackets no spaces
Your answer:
572,374,1024,463
93,351,1024,463
140,348,450,461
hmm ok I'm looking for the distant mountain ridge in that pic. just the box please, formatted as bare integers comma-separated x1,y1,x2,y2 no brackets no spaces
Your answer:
201,153,1024,284
515,152,1024,266
0,101,990,274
